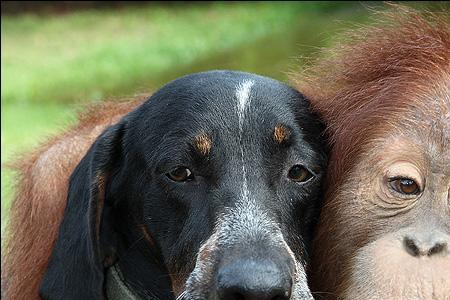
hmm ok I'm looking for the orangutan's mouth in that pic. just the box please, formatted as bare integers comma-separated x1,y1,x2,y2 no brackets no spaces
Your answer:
346,238,450,300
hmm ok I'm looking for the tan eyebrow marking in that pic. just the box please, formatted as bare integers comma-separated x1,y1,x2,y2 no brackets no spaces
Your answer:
273,124,291,144
194,133,212,156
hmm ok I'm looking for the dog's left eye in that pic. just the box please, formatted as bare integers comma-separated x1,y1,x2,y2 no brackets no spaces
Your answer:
167,167,194,182
288,165,314,183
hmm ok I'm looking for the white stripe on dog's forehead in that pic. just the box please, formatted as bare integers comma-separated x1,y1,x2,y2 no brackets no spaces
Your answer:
236,79,254,116
235,79,254,207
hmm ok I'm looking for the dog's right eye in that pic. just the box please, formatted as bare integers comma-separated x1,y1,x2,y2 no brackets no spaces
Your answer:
288,165,314,183
167,167,194,182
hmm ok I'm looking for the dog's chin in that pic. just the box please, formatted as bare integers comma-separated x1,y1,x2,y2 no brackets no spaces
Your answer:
345,236,450,300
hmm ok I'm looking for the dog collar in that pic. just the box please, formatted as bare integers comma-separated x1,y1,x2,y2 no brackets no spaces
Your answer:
106,264,140,300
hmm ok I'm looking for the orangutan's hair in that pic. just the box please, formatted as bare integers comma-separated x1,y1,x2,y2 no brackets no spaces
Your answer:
291,4,450,188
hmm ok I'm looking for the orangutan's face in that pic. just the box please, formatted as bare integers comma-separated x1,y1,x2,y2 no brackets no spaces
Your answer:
338,120,450,299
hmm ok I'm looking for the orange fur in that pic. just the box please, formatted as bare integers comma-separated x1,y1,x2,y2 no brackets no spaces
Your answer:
291,5,450,298
273,124,290,144
194,133,212,156
2,98,144,300
292,5,450,188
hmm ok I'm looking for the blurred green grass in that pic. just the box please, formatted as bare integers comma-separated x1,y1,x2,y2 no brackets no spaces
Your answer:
2,2,337,106
2,1,386,234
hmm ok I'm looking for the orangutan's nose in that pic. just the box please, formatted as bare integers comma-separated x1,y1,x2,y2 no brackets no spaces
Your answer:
403,231,449,257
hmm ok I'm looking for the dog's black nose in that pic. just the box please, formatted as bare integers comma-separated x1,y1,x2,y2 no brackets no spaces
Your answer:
216,258,292,300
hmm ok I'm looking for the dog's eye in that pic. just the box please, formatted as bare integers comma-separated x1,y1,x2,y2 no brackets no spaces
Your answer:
288,165,313,182
167,167,194,182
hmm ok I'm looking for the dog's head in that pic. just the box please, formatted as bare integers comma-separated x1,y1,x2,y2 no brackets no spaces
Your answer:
40,71,327,300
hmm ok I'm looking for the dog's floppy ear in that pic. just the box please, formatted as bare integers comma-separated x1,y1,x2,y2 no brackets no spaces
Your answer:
40,122,124,299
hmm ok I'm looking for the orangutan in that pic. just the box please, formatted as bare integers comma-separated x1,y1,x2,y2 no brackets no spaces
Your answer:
292,6,450,300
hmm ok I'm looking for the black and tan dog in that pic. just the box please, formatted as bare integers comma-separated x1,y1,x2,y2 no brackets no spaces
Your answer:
39,71,327,300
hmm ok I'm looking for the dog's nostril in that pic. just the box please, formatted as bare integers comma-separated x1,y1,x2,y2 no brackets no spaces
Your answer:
216,258,292,300
231,292,245,300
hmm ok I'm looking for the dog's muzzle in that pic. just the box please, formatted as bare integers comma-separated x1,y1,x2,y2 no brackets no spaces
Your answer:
183,201,313,300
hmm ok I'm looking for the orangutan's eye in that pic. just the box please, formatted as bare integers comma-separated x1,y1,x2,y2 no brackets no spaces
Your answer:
389,177,420,195
167,167,194,182
288,165,314,183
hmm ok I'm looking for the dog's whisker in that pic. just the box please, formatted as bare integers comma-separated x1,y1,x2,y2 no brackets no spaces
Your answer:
123,276,163,300
176,290,187,300
311,290,339,299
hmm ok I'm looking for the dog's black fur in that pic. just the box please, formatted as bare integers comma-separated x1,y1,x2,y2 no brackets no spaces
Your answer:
40,71,327,300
